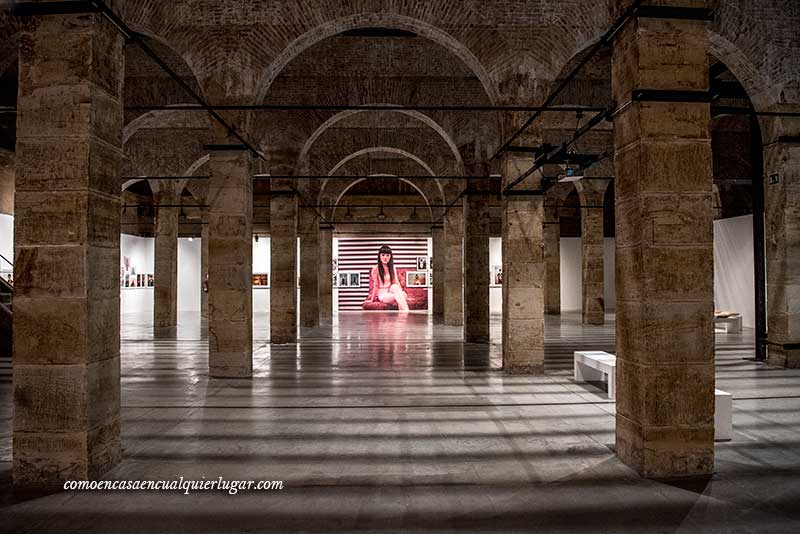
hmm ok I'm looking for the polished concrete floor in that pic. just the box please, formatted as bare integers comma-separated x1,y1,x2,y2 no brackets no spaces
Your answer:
1,311,800,533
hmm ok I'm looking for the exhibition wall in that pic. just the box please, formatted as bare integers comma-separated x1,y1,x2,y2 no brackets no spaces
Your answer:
120,234,154,314
177,238,201,312
714,215,755,328
252,236,271,313
0,213,12,279
555,238,616,313
334,237,431,312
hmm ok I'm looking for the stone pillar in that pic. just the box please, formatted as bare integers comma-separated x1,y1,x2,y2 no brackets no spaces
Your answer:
0,149,13,216
764,116,800,368
200,223,209,320
543,205,561,315
576,179,610,325
443,206,464,327
12,12,123,488
463,181,490,342
298,208,320,328
501,156,545,373
153,190,178,332
612,4,715,478
270,191,298,343
319,227,333,326
431,225,446,319
207,128,253,378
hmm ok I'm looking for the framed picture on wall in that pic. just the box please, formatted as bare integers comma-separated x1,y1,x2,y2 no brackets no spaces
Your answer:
147,274,154,287
252,273,269,287
337,271,360,287
349,272,360,287
416,256,428,270
406,271,429,287
332,258,338,273
491,265,503,286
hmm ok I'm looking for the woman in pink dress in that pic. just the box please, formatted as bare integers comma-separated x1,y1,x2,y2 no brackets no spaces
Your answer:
364,245,409,311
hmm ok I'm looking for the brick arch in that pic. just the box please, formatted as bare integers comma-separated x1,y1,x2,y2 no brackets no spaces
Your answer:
123,109,208,145
254,12,500,106
121,153,209,194
297,106,465,176
320,147,444,207
708,31,773,111
328,176,434,222
328,147,435,177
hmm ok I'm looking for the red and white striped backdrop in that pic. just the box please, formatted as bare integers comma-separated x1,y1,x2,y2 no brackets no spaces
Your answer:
336,237,430,311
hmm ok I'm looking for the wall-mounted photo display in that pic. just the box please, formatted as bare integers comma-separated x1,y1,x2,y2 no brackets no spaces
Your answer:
332,258,338,273
337,271,361,287
406,271,429,287
491,265,503,286
120,255,154,289
252,273,269,287
416,256,428,271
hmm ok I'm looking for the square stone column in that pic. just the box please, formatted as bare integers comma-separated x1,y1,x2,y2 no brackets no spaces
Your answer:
464,185,490,342
13,13,124,488
299,208,320,328
612,4,715,478
153,191,178,332
319,227,333,326
576,179,610,325
443,206,464,327
763,116,800,367
544,205,561,315
431,225,445,319
207,135,253,378
501,158,545,373
271,191,298,343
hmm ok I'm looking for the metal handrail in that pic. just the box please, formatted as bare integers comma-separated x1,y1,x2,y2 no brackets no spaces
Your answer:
0,253,11,267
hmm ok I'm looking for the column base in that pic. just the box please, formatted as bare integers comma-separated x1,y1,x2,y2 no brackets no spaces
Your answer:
153,325,177,338
503,362,544,375
767,347,800,368
616,414,714,479
13,418,121,490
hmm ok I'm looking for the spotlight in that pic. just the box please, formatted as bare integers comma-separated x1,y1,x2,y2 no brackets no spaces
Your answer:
558,166,584,183
254,234,259,242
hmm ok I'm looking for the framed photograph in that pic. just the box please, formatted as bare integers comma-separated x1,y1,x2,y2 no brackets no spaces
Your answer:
491,265,503,286
332,258,338,273
406,271,429,287
147,274,154,287
416,256,428,271
252,273,269,287
349,272,360,287
337,271,360,287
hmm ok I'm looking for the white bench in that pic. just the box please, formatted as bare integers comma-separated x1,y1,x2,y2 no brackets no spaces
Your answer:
573,351,734,441
715,388,733,441
714,314,742,333
574,351,616,400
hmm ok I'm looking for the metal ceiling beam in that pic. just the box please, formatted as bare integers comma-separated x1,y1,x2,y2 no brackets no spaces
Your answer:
10,1,101,16
490,0,643,160
124,104,609,113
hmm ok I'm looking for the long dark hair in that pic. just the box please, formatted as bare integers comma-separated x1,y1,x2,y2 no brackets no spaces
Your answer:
377,245,395,284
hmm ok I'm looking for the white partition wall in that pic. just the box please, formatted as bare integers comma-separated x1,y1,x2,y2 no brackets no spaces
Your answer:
490,237,502,315
0,213,12,279
120,233,155,315
560,237,582,311
178,238,201,312
714,215,755,328
252,236,271,313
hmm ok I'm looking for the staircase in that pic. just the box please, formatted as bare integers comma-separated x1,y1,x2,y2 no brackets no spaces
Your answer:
0,259,12,383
